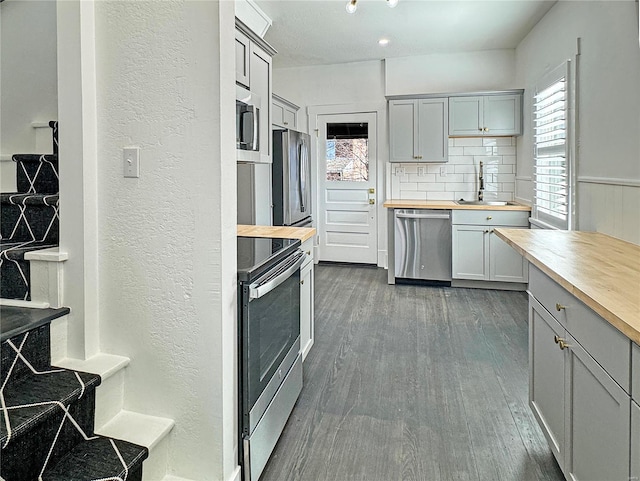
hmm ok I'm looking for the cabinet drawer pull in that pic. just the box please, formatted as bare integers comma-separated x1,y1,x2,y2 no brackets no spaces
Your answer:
486,216,492,220
554,335,569,350
555,303,566,311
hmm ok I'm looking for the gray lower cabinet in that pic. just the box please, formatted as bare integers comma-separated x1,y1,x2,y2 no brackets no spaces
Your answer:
529,268,632,481
299,237,314,361
632,401,640,481
451,210,528,282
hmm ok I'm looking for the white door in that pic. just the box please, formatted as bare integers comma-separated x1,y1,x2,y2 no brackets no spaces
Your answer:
316,113,377,264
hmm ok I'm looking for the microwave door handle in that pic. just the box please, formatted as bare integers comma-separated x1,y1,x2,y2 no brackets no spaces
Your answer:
298,144,305,212
249,254,305,299
251,105,259,151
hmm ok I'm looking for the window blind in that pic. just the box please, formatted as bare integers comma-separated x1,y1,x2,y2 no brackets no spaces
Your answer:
533,67,569,230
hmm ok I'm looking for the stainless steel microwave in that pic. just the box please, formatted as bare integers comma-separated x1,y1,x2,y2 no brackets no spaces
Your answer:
237,85,261,162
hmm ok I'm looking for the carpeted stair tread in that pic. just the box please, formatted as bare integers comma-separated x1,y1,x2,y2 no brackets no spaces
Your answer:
42,436,148,481
0,240,59,261
1,193,59,206
0,305,70,342
0,367,101,446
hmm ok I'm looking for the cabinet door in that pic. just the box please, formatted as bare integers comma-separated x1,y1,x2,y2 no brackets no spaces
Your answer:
283,107,297,129
488,227,528,283
300,259,314,361
272,101,285,127
452,225,487,280
417,98,448,162
235,30,250,87
389,100,418,162
484,95,522,136
566,333,631,481
529,298,567,472
250,43,272,163
448,96,483,136
631,401,640,481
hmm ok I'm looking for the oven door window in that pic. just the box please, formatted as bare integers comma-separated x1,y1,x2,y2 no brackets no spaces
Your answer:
245,268,300,410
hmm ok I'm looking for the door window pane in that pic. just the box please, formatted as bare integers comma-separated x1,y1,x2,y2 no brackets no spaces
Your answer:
326,122,368,182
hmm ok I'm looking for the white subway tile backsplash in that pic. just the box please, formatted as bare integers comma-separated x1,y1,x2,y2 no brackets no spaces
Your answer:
464,146,495,156
454,165,478,174
400,191,427,200
483,137,513,146
494,146,516,156
501,182,516,193
417,182,445,192
453,138,484,147
426,191,455,201
496,173,516,183
442,173,465,183
445,182,474,192
448,155,475,165
394,137,517,200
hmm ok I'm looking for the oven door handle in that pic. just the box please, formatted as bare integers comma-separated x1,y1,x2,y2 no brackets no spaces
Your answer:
249,254,305,300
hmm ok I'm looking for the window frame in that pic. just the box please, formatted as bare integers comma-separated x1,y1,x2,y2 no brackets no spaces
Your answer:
532,61,574,230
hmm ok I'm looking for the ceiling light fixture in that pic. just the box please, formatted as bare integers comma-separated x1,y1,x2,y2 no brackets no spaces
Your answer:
378,38,390,46
345,0,399,14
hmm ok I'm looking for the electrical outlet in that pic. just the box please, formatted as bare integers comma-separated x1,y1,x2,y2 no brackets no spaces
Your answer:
417,167,426,176
439,166,447,177
123,147,140,178
395,167,406,176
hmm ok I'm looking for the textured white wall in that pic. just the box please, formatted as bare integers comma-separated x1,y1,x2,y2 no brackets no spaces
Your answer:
515,0,640,243
0,0,58,155
94,1,237,479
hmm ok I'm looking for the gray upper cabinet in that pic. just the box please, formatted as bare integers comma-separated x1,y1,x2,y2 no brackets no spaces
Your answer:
389,98,448,162
236,19,276,164
272,94,299,130
449,94,522,136
235,29,250,88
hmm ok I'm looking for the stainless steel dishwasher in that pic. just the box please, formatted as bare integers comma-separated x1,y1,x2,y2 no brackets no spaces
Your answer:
394,209,452,281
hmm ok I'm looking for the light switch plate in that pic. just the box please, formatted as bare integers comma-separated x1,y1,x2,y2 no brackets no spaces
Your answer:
394,167,405,176
123,147,140,178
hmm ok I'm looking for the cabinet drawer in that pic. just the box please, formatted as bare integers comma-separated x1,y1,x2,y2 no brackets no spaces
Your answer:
529,265,631,393
451,209,529,226
300,237,314,259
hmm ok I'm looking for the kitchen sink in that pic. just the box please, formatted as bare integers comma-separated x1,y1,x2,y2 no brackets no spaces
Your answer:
454,200,518,206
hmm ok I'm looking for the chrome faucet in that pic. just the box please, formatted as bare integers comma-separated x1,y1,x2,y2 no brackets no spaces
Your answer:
478,160,484,201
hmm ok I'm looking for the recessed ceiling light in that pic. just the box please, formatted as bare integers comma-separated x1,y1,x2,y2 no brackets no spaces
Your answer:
378,38,390,46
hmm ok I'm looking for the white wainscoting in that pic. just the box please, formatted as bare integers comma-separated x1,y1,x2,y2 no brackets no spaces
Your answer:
578,178,640,245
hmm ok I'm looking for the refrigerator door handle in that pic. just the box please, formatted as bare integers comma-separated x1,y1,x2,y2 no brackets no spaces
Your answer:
298,143,306,212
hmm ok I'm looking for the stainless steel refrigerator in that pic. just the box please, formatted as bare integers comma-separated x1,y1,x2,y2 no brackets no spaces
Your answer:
272,129,312,227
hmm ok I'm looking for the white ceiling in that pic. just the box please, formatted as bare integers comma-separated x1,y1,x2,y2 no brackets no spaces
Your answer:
254,0,557,69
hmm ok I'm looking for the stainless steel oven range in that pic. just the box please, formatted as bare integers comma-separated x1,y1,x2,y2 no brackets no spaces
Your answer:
237,236,305,481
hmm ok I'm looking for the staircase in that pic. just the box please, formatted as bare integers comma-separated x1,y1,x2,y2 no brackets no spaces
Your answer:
0,306,148,480
1,121,59,303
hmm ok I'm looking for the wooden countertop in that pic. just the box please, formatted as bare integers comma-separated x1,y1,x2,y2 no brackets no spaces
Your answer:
495,229,640,344
237,225,316,242
383,199,531,211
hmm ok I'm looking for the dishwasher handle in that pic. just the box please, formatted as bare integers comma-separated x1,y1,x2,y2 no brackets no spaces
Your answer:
395,212,450,220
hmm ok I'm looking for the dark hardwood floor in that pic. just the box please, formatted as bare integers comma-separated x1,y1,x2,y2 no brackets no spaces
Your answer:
259,264,565,481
